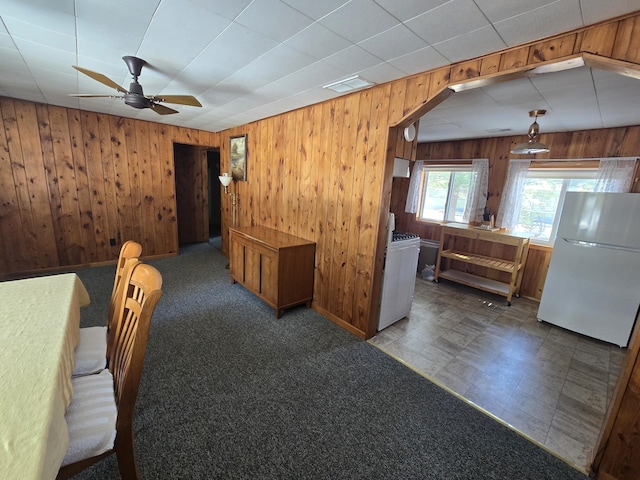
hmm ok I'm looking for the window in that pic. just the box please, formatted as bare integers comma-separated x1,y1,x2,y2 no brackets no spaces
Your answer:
511,168,597,243
418,166,473,222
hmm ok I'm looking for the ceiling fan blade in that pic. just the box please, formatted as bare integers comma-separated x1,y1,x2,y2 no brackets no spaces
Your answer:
151,95,202,107
72,66,128,94
151,104,179,115
69,94,122,98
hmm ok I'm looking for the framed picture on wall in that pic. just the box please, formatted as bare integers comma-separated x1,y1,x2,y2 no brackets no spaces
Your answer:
230,134,247,181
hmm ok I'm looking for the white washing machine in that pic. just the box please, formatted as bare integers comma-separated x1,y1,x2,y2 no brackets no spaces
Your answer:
378,232,420,331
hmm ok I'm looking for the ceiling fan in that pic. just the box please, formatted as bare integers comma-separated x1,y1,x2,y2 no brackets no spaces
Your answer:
70,56,202,115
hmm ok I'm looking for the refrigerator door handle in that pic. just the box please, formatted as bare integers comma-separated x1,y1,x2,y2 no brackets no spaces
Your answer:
563,238,640,253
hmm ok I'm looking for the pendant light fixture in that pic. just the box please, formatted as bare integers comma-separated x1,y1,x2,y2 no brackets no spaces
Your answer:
510,109,550,155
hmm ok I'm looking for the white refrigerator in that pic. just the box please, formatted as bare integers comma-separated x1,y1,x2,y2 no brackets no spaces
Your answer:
537,192,640,347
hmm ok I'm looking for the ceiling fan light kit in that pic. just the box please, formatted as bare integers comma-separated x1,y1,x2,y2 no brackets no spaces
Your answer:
510,109,550,155
70,56,202,115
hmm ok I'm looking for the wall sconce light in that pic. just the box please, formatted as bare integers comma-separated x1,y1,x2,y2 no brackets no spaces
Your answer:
218,172,237,227
219,172,232,193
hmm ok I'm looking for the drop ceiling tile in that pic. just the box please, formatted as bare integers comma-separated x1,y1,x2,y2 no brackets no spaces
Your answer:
281,0,349,20
219,44,317,91
529,66,594,91
0,45,24,63
234,0,314,43
213,95,265,113
76,19,144,60
373,0,453,22
142,3,231,57
188,0,253,21
474,0,560,23
4,0,75,14
75,0,152,36
494,92,549,107
0,2,75,33
11,37,76,66
493,0,583,46
433,25,507,63
256,61,346,97
319,0,399,44
580,0,640,25
388,46,449,76
483,78,539,101
3,17,75,52
0,68,32,87
2,85,46,103
419,123,464,141
596,86,640,117
322,45,382,73
183,23,280,93
30,67,77,88
592,68,640,91
356,61,407,85
601,109,640,128
544,90,599,112
405,0,489,45
135,43,198,76
358,24,428,61
284,22,351,60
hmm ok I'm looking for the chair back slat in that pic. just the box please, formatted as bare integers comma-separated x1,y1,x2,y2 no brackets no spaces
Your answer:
108,263,162,427
106,241,142,361
107,258,140,360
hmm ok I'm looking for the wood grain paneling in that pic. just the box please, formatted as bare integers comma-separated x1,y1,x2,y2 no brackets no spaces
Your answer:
2,12,640,344
592,308,640,479
1,12,639,476
0,98,218,278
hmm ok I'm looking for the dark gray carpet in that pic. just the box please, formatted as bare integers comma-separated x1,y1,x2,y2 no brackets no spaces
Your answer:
73,242,588,480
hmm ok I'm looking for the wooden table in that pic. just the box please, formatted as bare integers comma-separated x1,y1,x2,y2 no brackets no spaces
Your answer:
0,273,90,480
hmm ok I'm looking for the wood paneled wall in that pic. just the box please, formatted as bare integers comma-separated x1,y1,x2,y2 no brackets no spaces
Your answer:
0,98,219,278
3,12,640,341
0,13,637,476
216,12,640,336
390,126,640,299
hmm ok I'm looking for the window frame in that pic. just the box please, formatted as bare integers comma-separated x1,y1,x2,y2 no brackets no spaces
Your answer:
514,166,598,245
417,164,474,223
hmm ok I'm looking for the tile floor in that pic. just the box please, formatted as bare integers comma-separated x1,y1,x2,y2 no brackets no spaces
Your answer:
369,276,627,472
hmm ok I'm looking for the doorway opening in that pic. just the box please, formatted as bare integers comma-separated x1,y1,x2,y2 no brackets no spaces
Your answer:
173,143,220,248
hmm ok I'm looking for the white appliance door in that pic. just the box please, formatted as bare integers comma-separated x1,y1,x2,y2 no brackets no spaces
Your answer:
379,240,419,330
538,238,640,347
558,192,640,248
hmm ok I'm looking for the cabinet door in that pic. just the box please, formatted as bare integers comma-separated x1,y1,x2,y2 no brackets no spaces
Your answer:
260,251,277,304
244,247,261,293
230,238,245,282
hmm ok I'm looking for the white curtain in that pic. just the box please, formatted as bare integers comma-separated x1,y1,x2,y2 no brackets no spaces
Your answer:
496,159,531,230
404,160,424,214
595,157,636,192
462,158,489,223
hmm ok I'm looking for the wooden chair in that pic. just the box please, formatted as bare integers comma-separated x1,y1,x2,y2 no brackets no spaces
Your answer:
73,240,143,376
58,262,162,480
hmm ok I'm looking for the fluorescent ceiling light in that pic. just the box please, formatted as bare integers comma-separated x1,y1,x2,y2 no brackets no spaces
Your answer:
323,75,375,93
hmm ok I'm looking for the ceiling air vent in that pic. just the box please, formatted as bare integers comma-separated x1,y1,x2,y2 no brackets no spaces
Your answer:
323,75,375,93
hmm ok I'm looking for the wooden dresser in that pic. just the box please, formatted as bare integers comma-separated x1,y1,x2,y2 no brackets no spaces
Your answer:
434,224,530,305
229,226,316,318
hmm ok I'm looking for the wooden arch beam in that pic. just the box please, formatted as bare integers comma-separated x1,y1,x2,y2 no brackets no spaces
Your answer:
392,52,640,131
